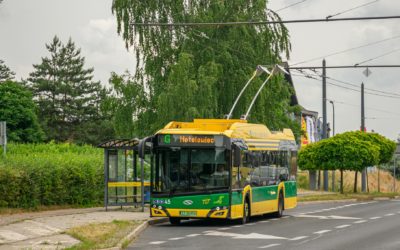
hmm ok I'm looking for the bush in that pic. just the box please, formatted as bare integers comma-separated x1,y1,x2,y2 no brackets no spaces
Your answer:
0,143,103,208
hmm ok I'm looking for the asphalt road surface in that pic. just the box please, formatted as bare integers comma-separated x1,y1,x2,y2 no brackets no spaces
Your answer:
129,199,400,250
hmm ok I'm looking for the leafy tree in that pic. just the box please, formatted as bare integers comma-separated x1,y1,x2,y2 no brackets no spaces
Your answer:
0,59,15,82
111,1,299,137
28,36,111,144
299,131,380,193
107,72,148,138
0,81,44,142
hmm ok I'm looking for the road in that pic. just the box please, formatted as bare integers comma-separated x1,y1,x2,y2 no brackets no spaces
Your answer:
129,199,400,250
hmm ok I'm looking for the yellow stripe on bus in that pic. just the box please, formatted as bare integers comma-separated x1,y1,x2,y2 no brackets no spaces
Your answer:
108,182,150,187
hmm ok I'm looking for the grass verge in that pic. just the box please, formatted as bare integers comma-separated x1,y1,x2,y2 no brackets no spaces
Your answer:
65,220,141,250
298,192,399,202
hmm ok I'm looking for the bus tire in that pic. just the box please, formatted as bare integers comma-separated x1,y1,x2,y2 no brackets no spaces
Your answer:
169,217,181,225
273,191,284,218
240,197,250,224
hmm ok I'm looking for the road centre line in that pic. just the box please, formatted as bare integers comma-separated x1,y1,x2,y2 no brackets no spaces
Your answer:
354,220,367,224
259,243,281,249
290,236,309,241
149,241,166,245
218,227,230,230
313,230,331,234
186,234,201,237
335,224,351,229
233,225,243,227
370,216,381,220
168,237,184,240
384,213,394,216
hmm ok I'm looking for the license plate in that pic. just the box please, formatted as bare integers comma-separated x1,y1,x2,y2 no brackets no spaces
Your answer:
179,211,197,216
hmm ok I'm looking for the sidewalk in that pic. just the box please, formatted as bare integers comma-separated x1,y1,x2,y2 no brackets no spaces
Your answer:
0,207,150,249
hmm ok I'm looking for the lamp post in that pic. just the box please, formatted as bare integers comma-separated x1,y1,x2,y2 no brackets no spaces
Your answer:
329,100,335,191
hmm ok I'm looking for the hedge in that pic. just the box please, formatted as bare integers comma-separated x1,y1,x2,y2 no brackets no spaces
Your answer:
0,143,103,208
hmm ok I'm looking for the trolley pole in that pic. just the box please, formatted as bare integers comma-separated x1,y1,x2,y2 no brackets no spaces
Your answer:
361,83,367,192
322,59,329,191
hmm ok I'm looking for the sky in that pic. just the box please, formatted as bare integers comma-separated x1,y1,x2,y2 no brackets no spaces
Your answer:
0,0,399,140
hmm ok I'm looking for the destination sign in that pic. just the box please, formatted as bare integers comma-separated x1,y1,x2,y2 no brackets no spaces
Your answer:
158,134,225,147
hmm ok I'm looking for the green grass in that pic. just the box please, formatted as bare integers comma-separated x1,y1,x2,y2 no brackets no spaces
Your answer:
298,192,399,202
66,220,141,250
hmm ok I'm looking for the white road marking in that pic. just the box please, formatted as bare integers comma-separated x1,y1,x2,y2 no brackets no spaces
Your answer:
397,211,400,214
246,223,257,225
233,225,243,227
186,234,200,237
313,230,331,234
218,227,230,230
168,237,184,241
259,221,270,223
290,236,309,241
384,213,394,217
259,243,281,249
294,214,359,220
354,220,367,224
282,216,290,219
370,216,381,220
149,241,166,245
270,219,279,221
335,224,351,229
0,230,28,241
203,230,287,240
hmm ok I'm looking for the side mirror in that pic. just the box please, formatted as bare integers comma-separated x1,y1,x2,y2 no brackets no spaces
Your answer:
233,145,241,167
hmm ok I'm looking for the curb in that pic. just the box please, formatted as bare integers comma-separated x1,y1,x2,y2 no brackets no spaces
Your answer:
100,217,169,250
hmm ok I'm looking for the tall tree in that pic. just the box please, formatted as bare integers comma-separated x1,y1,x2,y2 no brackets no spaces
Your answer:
0,59,15,82
111,1,299,137
0,81,44,142
28,36,111,143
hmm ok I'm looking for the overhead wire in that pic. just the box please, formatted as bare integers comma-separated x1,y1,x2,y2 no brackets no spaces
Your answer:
292,71,400,99
275,0,310,12
354,47,400,65
298,69,400,98
291,34,400,66
326,0,379,19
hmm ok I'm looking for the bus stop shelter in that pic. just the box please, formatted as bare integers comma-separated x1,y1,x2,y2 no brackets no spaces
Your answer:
98,139,151,211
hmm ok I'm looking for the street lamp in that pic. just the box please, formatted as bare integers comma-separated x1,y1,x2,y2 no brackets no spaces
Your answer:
329,100,335,191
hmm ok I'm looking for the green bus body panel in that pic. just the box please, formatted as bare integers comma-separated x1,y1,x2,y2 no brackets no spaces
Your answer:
251,186,279,202
151,193,229,209
231,191,243,205
284,181,297,197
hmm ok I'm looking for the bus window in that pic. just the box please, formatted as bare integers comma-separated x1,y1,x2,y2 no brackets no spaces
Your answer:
290,150,298,180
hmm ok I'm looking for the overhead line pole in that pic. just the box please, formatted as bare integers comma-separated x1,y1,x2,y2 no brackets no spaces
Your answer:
322,59,329,192
361,83,367,192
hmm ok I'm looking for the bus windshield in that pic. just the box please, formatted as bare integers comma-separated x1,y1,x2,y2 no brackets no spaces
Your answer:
152,148,229,195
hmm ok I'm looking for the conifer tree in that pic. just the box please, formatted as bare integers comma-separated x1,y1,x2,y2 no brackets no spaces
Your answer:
28,36,112,143
0,59,15,82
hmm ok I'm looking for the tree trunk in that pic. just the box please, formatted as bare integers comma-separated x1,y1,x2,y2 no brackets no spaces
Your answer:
378,166,380,193
318,170,321,190
340,169,344,194
309,170,317,190
354,171,358,193
366,169,369,193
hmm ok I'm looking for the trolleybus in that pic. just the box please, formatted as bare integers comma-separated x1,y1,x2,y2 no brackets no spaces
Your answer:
147,118,298,224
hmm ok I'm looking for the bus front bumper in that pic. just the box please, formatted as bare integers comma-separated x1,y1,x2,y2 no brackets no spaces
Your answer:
151,206,229,219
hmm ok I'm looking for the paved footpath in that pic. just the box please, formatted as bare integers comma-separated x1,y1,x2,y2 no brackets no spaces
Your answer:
0,207,149,250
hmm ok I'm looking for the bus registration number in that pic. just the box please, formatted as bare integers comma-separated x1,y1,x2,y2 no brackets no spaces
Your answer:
179,211,197,216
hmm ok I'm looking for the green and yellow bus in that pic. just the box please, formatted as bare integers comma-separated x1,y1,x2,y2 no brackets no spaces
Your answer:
148,118,298,224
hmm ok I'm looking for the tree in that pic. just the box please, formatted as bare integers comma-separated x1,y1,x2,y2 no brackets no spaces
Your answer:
299,131,380,193
107,72,148,138
111,1,300,137
0,59,15,82
0,81,44,142
28,36,111,144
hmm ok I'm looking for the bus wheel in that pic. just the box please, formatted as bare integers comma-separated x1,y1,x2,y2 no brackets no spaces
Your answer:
169,217,181,225
241,200,250,224
273,192,284,218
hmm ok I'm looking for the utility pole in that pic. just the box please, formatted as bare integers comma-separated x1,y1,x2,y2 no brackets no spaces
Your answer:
322,59,329,191
361,82,367,192
330,100,335,192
